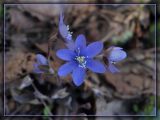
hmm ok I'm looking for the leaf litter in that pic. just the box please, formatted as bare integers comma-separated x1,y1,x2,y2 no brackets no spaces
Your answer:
2,3,157,119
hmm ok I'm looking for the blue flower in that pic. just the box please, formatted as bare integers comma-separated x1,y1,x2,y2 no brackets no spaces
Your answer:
107,47,127,73
59,12,73,42
33,54,54,74
59,12,75,50
56,34,106,86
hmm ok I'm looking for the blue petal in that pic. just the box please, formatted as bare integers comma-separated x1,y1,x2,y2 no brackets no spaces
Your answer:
108,49,127,62
56,49,76,61
59,11,64,24
59,12,72,42
59,24,68,39
36,54,48,65
108,63,119,73
85,41,103,58
58,62,77,76
86,59,106,73
59,12,68,39
72,67,86,86
108,46,123,50
66,40,75,50
75,34,86,48
33,63,43,73
113,47,123,50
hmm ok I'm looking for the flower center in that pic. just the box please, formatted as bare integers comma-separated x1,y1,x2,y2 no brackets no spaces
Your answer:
66,25,73,40
75,56,86,68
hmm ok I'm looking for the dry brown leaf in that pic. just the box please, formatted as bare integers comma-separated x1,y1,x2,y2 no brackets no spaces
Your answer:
104,49,155,98
105,73,153,96
10,33,28,51
96,98,129,116
9,9,35,30
18,4,63,22
4,52,36,83
71,5,97,27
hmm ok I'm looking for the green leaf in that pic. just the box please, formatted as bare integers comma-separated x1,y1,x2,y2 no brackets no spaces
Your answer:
43,106,52,120
133,104,139,112
143,96,155,114
112,31,133,45
43,106,50,116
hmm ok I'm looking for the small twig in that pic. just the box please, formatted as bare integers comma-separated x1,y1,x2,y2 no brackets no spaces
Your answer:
47,33,62,86
31,82,53,116
47,33,57,67
46,32,63,86
48,33,57,59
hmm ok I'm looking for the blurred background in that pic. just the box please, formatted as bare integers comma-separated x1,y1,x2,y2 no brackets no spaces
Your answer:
0,0,159,120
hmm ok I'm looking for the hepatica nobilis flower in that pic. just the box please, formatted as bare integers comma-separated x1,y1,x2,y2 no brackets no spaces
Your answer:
106,47,127,73
59,12,73,42
33,54,54,74
59,12,75,50
56,34,106,86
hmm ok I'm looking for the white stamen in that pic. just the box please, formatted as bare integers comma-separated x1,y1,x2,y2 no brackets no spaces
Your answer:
111,61,116,64
75,56,86,68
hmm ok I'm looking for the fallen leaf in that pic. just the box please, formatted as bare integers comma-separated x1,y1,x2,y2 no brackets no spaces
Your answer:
51,88,69,99
18,4,63,22
3,52,36,83
10,87,41,104
10,33,28,51
9,9,35,30
104,49,155,98
96,98,128,116
19,75,32,90
34,90,50,101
